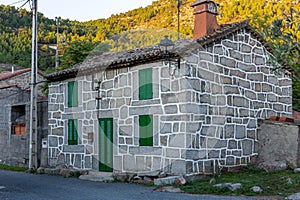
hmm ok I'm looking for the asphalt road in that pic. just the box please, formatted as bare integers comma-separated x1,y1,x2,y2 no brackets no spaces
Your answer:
0,170,258,200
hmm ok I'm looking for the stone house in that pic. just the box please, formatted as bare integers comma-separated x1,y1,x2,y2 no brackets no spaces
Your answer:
45,0,293,175
0,68,48,167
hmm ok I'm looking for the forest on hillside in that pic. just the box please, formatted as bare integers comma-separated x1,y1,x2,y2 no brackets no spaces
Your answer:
0,0,299,106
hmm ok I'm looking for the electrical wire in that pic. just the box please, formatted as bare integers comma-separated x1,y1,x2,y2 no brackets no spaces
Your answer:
17,0,30,11
7,0,27,6
0,86,30,100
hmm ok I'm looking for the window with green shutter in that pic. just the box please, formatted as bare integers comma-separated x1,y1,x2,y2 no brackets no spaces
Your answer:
68,119,78,145
139,68,153,100
68,81,78,107
139,115,153,146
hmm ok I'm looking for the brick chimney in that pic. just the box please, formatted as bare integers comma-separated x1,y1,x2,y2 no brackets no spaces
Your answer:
192,0,220,40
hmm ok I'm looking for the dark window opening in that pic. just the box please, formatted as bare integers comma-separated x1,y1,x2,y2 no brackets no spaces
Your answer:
11,105,26,135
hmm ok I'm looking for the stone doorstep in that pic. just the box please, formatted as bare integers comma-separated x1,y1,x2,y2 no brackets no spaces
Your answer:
79,171,114,182
154,176,182,186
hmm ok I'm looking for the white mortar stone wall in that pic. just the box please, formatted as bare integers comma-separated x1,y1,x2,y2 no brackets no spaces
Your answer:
48,28,292,174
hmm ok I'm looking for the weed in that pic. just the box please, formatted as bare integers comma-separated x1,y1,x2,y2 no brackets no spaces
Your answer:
0,164,27,172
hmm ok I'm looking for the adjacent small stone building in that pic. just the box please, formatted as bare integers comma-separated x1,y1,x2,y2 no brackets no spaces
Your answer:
0,68,48,167
45,0,294,175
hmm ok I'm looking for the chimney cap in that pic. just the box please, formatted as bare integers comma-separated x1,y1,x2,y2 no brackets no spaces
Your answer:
192,0,219,7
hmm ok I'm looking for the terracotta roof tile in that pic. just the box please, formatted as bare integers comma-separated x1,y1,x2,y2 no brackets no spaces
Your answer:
0,68,45,81
0,84,18,89
45,20,296,82
0,68,31,81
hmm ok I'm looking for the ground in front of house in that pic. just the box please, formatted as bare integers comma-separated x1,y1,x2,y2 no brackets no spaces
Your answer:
0,169,256,200
179,166,300,199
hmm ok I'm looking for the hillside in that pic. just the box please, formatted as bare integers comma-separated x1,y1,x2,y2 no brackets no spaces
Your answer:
0,0,298,70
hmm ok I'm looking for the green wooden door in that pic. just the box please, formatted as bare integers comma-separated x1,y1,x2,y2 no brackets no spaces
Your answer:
98,118,113,172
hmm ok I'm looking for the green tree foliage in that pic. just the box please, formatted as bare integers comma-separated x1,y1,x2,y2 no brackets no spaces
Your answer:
0,0,300,108
60,40,97,69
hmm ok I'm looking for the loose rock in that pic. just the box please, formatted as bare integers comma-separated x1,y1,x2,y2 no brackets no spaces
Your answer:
174,177,186,186
294,168,300,173
209,178,216,184
287,178,293,184
36,167,45,174
286,192,300,200
60,169,71,177
214,183,242,192
250,186,263,193
154,186,183,193
258,160,287,172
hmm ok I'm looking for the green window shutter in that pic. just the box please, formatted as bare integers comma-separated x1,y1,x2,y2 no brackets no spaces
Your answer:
139,68,153,100
139,115,153,146
68,81,78,107
68,119,78,145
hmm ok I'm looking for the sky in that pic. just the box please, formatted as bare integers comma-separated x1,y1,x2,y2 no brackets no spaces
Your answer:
0,0,156,21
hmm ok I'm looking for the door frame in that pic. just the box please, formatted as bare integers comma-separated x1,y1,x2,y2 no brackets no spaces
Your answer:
98,118,113,172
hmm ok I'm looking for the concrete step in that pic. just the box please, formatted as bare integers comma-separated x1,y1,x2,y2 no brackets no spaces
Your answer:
79,171,114,182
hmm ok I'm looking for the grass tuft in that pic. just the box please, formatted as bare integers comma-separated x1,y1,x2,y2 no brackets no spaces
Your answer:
0,164,27,172
180,167,300,198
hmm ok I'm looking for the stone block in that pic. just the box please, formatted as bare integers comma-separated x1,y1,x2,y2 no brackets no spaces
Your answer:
169,133,186,148
119,125,132,136
204,160,214,173
247,73,263,81
200,94,211,104
201,126,216,136
123,155,136,171
198,68,214,81
279,79,292,87
267,94,277,102
161,115,191,122
129,147,162,155
228,140,237,149
208,150,220,158
199,52,214,62
224,86,239,94
49,136,59,147
222,40,238,50
226,156,235,165
186,122,201,133
230,69,246,79
164,105,178,114
279,97,291,104
225,125,234,138
102,80,113,89
220,75,232,85
154,175,183,186
212,116,225,125
161,93,178,104
241,44,251,53
63,145,85,153
171,160,187,175
160,123,172,134
166,148,180,158
238,63,256,72
262,83,273,92
129,105,163,115
153,157,162,171
211,83,222,94
245,90,256,100
74,154,82,169
161,79,170,92
254,55,265,65
52,127,64,136
233,96,249,108
242,140,253,156
220,57,236,68
236,125,246,139
84,156,92,169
